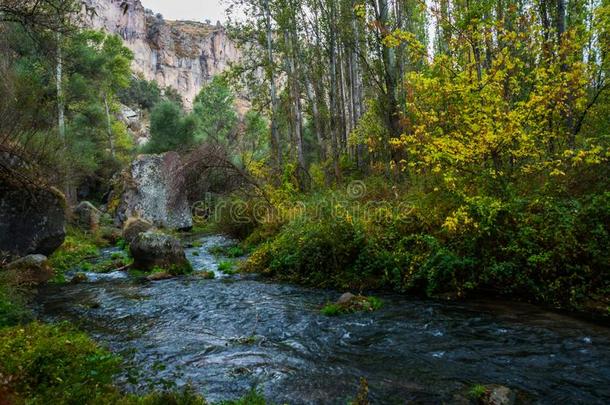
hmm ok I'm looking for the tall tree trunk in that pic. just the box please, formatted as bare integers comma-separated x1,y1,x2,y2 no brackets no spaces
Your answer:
104,93,115,157
284,25,306,187
328,0,341,180
56,33,75,204
305,80,326,161
56,33,65,145
377,0,400,136
264,0,282,169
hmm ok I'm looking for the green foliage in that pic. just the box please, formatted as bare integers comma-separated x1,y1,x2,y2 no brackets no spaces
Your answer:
121,386,207,405
49,228,102,279
468,384,487,400
209,245,245,258
320,296,382,316
216,389,266,405
119,75,161,110
0,282,32,328
0,322,122,404
146,100,196,153
218,260,237,275
244,180,610,312
199,271,216,279
192,76,238,145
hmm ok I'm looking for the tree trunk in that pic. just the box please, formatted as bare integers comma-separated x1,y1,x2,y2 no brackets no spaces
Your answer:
264,0,282,169
104,93,115,157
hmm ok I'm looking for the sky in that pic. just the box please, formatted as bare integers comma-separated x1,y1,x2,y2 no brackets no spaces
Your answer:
141,0,227,23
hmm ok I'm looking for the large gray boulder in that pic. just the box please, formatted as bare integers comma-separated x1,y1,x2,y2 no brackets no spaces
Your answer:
0,181,66,258
72,201,101,231
122,217,153,244
129,231,192,275
115,152,192,230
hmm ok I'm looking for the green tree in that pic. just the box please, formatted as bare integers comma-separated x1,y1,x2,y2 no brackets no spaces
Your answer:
192,76,238,145
146,100,196,153
118,75,161,110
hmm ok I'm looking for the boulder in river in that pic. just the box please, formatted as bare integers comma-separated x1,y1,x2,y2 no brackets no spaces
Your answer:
0,180,66,258
3,254,54,285
122,217,153,244
337,292,357,305
130,231,192,275
114,152,192,230
484,385,516,405
72,201,101,231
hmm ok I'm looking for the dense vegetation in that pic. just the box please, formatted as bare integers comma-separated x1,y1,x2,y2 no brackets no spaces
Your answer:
222,0,610,315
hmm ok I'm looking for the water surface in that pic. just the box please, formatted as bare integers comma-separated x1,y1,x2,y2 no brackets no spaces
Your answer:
36,235,610,404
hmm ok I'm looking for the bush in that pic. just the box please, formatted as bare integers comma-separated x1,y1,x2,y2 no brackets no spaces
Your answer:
0,282,32,327
243,181,610,313
0,322,121,404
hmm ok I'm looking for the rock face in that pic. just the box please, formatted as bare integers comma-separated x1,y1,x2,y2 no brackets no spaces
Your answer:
130,231,191,274
4,254,54,284
83,0,240,108
0,181,66,258
72,201,101,231
115,152,192,229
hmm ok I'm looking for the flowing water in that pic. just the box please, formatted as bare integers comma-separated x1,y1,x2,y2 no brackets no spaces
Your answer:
36,235,610,404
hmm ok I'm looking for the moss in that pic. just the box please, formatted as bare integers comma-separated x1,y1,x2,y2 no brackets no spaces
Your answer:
48,228,104,280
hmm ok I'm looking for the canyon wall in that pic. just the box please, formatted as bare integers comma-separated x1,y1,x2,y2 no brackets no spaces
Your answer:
83,0,239,107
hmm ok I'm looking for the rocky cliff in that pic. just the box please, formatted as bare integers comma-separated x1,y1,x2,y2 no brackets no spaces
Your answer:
82,0,239,107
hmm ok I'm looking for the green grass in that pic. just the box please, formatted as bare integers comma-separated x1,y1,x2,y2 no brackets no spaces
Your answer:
468,384,487,400
320,303,343,316
0,321,271,404
217,389,266,405
0,282,32,327
48,228,104,282
0,322,122,403
218,260,237,275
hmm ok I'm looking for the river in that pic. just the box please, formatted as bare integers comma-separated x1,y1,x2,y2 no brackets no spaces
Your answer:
35,235,610,404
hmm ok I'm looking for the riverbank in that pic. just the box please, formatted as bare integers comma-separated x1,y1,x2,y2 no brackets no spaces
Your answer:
29,233,610,403
232,181,609,321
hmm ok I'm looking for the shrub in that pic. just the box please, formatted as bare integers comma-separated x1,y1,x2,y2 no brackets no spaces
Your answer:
0,282,31,327
0,322,121,404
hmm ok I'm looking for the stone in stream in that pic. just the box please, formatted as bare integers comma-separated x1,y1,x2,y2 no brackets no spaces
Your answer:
70,272,89,284
122,217,153,244
0,180,66,258
71,201,101,231
484,385,516,405
3,254,54,285
337,292,357,305
113,152,192,230
130,231,192,275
